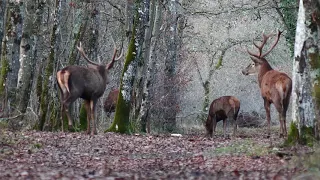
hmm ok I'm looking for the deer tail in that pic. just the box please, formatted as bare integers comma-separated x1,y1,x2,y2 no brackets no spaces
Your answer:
57,70,71,94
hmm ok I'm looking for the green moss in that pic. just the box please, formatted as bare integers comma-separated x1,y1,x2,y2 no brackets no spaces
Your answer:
0,58,9,97
206,139,270,157
39,22,57,130
79,103,87,131
285,122,315,147
215,56,223,69
285,122,300,146
300,126,315,147
33,143,42,149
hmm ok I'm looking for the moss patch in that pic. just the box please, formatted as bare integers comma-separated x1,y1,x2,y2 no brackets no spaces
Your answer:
285,122,300,146
205,139,271,157
215,56,223,69
285,122,315,147
79,103,87,131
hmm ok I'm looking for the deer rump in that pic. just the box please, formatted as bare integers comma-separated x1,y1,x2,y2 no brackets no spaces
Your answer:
205,96,240,138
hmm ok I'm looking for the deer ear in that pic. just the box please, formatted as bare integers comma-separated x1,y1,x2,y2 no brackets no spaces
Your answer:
250,56,263,64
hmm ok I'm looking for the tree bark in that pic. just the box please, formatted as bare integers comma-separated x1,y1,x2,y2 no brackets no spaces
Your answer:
107,2,141,133
290,0,320,143
15,0,45,115
137,0,161,133
39,0,61,130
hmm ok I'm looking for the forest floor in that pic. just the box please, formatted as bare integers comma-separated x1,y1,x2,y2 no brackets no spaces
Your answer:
0,127,319,180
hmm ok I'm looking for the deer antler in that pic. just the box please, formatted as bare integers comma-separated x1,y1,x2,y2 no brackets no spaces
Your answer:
77,42,100,66
107,35,123,70
260,30,282,57
247,30,282,58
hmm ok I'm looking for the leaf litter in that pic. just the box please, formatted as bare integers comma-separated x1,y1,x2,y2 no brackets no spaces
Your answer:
0,129,314,179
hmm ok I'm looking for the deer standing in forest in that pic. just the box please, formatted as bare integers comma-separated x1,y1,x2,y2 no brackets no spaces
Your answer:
103,88,119,116
205,96,240,138
242,30,292,138
56,41,122,135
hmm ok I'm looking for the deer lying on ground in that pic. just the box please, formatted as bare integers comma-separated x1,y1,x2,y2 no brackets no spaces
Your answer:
56,41,122,135
103,88,119,116
205,96,240,138
242,30,292,138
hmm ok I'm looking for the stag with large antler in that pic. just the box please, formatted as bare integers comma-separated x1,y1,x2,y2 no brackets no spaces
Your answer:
242,30,292,138
56,40,122,135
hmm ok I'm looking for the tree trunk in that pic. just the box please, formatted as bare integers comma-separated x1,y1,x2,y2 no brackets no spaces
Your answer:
107,29,136,133
39,0,61,130
0,1,21,119
15,0,44,115
290,0,320,144
137,0,161,133
162,0,182,132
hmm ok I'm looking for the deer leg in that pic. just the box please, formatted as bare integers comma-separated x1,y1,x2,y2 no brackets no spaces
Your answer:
263,99,271,138
60,103,65,132
90,100,97,135
61,99,73,132
212,117,216,137
274,101,285,138
282,113,287,137
65,107,73,131
223,119,227,138
278,113,284,138
233,118,237,137
84,100,91,135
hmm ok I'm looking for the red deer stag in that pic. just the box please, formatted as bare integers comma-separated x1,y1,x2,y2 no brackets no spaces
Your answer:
103,88,119,116
242,30,292,138
57,41,122,135
205,96,240,138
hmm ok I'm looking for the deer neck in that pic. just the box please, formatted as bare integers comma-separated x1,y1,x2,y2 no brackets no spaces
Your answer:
258,61,273,87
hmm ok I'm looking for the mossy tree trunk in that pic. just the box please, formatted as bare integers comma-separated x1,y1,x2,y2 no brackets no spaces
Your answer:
107,2,143,133
0,1,21,119
38,0,61,131
290,0,320,143
0,0,5,56
131,0,152,131
106,30,136,133
15,0,45,116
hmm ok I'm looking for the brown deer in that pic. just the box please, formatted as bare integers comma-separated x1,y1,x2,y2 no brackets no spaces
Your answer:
56,41,122,135
242,30,292,138
205,96,240,138
103,88,119,116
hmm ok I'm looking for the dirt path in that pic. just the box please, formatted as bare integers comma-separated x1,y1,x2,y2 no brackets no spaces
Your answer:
0,129,313,179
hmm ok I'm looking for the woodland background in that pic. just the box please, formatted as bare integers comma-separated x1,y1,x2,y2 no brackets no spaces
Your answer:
1,0,318,137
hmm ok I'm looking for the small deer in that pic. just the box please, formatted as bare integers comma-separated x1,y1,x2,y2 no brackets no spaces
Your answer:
103,88,119,116
56,41,122,135
242,30,292,138
205,96,240,138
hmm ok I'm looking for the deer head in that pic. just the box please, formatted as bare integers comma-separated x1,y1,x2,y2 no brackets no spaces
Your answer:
242,30,281,77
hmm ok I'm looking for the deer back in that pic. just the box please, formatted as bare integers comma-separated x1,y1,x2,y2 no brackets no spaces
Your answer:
209,96,240,117
62,65,108,101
